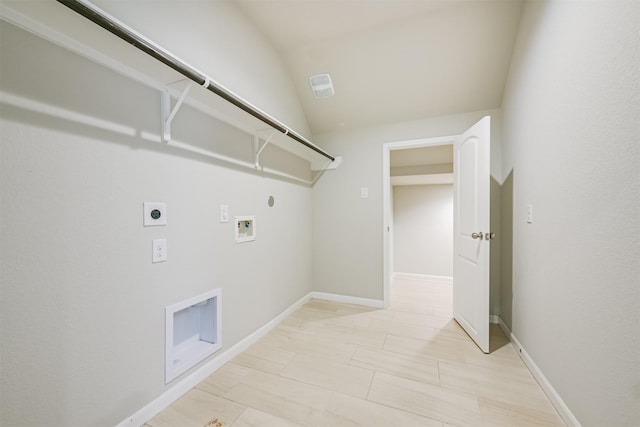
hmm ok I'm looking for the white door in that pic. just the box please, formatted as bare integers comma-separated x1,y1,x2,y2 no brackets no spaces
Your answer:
453,116,491,353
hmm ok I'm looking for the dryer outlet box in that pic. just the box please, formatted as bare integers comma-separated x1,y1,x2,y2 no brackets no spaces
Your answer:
144,202,167,226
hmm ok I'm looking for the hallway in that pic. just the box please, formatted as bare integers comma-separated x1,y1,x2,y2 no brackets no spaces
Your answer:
146,277,564,426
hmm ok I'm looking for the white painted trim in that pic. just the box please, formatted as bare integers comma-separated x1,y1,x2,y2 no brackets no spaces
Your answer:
116,292,313,427
384,135,458,150
495,317,582,427
390,173,453,186
393,272,453,284
489,314,500,324
310,292,385,309
382,145,392,309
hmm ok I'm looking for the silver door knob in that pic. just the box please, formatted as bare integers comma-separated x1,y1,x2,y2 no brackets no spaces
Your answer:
471,232,483,240
484,232,496,240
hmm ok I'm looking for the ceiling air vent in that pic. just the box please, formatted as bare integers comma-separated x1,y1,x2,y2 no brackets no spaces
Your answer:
309,74,335,98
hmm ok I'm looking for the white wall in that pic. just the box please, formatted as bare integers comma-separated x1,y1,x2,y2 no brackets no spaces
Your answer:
312,109,502,302
0,16,313,427
393,184,453,277
501,1,639,425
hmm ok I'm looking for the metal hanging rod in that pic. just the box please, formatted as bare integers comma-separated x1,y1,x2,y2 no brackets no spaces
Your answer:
56,0,336,162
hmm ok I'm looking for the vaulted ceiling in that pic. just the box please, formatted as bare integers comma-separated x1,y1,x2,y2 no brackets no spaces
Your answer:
234,0,524,134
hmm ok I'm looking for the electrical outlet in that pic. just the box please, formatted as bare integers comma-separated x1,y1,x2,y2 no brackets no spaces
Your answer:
152,239,167,263
144,202,167,226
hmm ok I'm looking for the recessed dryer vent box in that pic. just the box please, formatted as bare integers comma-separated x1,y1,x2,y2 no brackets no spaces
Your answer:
235,215,256,243
165,288,221,383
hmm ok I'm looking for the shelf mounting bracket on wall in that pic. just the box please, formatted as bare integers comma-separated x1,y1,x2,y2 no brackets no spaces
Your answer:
161,83,192,142
55,0,337,162
254,130,276,169
310,156,343,184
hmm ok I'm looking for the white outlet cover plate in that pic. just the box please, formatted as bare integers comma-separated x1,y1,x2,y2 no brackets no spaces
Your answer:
152,238,167,263
220,205,229,223
144,202,167,226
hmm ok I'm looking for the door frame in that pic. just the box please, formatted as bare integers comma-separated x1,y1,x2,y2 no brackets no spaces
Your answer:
382,135,457,308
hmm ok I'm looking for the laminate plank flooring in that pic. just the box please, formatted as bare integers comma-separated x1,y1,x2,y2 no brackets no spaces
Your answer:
145,277,564,427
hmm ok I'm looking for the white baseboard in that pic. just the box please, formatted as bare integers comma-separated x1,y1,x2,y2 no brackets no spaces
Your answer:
310,291,385,308
119,291,581,427
495,316,582,427
495,316,511,340
116,290,386,426
393,272,453,284
116,292,313,427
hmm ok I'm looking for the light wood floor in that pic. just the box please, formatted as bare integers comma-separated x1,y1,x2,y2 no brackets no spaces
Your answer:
145,278,564,427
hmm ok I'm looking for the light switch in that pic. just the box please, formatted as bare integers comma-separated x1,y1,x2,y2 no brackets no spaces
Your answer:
360,187,369,199
526,204,533,224
220,205,229,223
152,239,167,263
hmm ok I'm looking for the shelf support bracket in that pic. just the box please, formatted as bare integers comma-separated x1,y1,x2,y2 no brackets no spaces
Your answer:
311,156,343,184
161,84,192,142
311,156,343,171
254,130,276,169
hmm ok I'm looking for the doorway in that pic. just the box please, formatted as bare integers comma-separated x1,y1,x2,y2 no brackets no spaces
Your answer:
391,146,454,281
383,117,492,353
382,136,456,308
